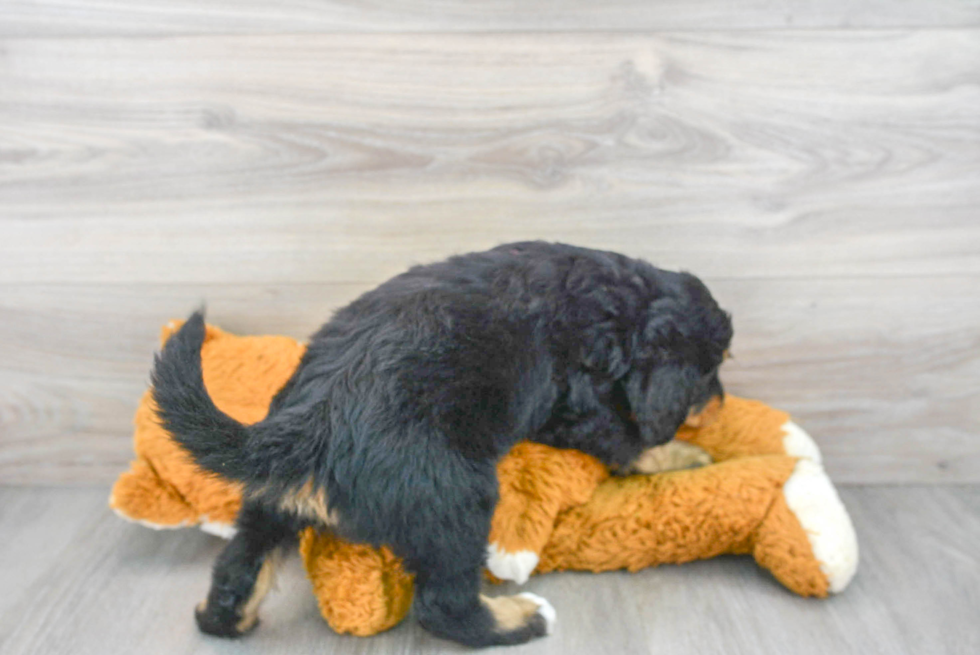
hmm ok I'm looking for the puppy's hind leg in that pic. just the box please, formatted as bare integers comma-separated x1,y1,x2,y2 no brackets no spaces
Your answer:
414,563,556,647
194,501,294,637
406,484,556,647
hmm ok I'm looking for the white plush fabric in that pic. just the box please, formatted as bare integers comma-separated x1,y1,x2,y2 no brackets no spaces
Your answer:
486,543,540,585
783,459,859,593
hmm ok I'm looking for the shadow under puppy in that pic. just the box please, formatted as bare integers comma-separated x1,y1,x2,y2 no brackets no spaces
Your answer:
151,241,733,648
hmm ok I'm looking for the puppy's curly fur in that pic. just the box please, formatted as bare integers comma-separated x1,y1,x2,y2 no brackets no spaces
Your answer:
152,241,732,647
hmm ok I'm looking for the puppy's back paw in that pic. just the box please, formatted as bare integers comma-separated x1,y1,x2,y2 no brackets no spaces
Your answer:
517,592,556,635
481,592,556,643
195,600,257,638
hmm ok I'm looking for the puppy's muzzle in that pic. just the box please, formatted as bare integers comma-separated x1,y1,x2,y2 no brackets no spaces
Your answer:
684,395,723,429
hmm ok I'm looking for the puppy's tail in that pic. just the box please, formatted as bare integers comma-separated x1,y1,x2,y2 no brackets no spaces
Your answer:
151,311,313,485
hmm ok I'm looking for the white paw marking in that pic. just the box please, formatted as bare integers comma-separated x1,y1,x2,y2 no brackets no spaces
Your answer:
518,592,556,635
781,420,822,464
783,459,859,593
486,543,539,585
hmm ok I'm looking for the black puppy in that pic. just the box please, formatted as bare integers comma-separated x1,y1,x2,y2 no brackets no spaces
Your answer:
152,241,732,647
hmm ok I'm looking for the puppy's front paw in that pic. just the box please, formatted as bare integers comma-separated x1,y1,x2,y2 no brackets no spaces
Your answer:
628,441,714,475
678,442,714,469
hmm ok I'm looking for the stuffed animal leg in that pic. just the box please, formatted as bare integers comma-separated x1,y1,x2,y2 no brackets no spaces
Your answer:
487,397,859,597
534,454,855,597
299,529,415,636
486,444,609,584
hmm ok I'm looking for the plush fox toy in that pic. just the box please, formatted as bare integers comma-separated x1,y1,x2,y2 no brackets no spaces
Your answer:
111,322,858,636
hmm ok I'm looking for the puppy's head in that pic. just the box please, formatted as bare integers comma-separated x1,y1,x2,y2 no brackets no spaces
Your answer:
622,272,732,447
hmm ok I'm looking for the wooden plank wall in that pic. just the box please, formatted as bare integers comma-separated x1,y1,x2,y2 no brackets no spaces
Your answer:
1,2,978,485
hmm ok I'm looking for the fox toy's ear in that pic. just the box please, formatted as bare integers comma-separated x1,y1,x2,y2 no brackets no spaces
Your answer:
623,363,702,448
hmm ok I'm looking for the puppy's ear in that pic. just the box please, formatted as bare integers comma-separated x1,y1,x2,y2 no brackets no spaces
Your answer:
581,328,630,378
623,363,701,447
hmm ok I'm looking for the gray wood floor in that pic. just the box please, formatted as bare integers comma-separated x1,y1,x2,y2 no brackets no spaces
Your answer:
1,485,977,655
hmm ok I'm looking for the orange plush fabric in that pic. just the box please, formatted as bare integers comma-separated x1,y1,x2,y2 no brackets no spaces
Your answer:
299,530,414,636
111,322,303,533
531,454,824,592
483,397,848,600
111,322,858,637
